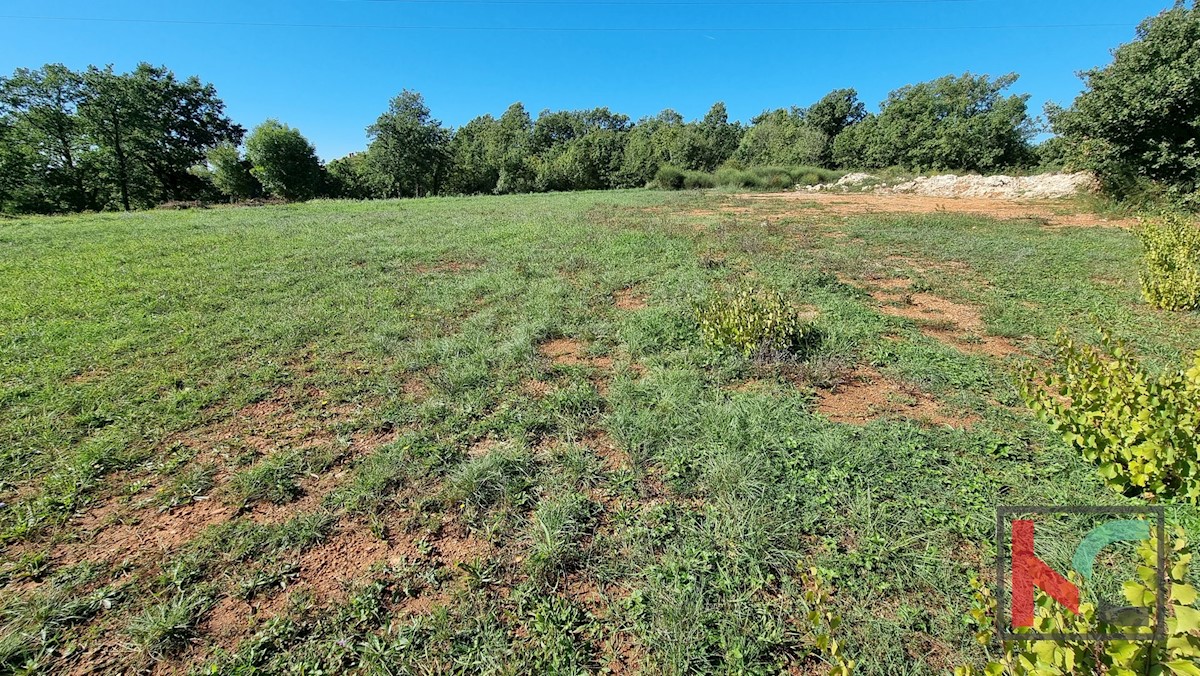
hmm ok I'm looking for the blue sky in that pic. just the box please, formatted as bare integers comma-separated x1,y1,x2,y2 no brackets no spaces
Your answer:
0,0,1173,159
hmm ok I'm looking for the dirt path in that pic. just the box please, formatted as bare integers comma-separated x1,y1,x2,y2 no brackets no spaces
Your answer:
738,191,1139,228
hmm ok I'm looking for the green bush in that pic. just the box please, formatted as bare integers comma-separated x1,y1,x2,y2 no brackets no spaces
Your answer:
681,170,715,189
1139,214,1200,311
656,165,840,192
1020,327,1200,502
957,530,1199,675
651,165,685,190
696,286,819,358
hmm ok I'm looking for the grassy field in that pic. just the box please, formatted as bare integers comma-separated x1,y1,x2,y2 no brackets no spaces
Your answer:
1,190,1198,674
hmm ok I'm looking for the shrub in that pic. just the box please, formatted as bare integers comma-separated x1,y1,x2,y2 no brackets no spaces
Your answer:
696,286,819,358
681,170,715,189
957,529,1199,675
1140,214,1200,311
652,165,685,190
1020,327,1200,502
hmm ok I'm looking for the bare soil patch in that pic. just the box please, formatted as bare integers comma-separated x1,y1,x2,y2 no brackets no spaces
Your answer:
521,379,553,398
613,287,648,310
739,192,1138,228
538,338,614,369
861,280,1021,358
816,367,978,428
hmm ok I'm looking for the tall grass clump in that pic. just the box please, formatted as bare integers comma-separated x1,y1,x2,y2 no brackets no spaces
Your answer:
696,286,819,358
445,444,536,515
1139,213,1200,310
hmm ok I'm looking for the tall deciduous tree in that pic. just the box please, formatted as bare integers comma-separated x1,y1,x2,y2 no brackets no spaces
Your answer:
1051,2,1200,197
833,73,1034,172
365,90,451,198
77,64,243,210
805,89,865,168
245,120,324,201
734,108,825,167
205,143,261,201
0,64,89,211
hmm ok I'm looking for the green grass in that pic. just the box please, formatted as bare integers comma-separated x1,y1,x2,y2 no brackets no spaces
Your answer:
0,190,1197,673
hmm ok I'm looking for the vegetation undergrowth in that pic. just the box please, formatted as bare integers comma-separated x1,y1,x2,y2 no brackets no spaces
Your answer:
957,529,1200,676
1021,327,1200,503
1140,214,1200,311
653,164,841,192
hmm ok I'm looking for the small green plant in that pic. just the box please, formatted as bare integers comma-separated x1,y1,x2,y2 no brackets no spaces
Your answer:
800,569,857,676
1020,327,1200,502
155,463,216,510
445,445,536,516
229,450,332,506
128,590,215,658
956,529,1199,675
526,492,595,584
1139,214,1200,311
697,286,819,358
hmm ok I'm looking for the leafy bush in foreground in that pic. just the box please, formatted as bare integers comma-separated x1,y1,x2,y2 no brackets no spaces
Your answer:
697,287,819,358
1021,328,1200,503
1140,214,1200,311
957,529,1199,676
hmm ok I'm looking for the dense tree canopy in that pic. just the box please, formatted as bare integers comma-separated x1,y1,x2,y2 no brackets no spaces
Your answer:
832,73,1034,172
245,120,324,202
0,62,242,212
29,43,1200,212
1051,1,1200,198
364,90,451,199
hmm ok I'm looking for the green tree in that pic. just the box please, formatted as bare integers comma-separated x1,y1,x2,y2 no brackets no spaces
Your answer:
493,103,536,194
1051,2,1200,198
245,120,324,201
833,73,1034,171
680,102,743,172
0,64,90,211
446,114,500,195
805,89,865,167
733,108,825,167
78,64,242,210
204,143,261,201
326,153,374,199
617,110,686,187
365,90,450,198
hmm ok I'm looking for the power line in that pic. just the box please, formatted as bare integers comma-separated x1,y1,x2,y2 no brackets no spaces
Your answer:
0,14,1132,33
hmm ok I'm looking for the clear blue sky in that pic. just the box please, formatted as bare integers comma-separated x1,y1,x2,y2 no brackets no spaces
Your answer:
0,0,1173,159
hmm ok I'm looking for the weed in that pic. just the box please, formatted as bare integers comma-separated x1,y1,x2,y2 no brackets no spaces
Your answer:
526,492,596,584
156,462,217,510
697,286,820,358
229,449,333,506
445,444,536,517
1021,327,1200,502
128,589,215,658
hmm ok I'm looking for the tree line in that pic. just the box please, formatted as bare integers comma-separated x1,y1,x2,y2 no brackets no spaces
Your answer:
2,2,1198,213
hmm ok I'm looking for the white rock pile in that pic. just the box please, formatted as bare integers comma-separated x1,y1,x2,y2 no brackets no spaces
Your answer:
803,171,1098,199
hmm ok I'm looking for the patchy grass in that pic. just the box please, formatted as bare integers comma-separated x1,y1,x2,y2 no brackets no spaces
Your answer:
0,190,1197,673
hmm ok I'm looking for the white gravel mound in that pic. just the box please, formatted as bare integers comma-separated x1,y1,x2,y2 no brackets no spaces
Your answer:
802,171,1098,199
882,172,1098,199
